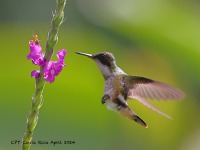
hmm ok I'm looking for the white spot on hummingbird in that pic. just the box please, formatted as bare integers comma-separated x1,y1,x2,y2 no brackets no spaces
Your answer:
106,100,117,111
95,60,112,77
118,94,128,105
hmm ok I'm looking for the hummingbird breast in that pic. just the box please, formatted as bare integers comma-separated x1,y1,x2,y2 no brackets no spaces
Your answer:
104,74,127,101
104,74,128,113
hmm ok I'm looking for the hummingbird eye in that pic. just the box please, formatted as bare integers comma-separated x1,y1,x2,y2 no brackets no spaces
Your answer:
94,52,115,68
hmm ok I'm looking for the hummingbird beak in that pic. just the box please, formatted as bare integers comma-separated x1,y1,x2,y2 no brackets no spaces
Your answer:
75,52,93,58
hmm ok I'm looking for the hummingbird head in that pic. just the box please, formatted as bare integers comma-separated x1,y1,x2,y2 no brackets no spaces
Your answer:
76,52,121,78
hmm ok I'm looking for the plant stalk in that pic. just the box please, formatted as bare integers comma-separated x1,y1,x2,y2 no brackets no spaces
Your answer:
22,0,66,150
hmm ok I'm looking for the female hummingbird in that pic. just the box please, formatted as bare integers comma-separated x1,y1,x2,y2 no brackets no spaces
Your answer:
76,52,185,128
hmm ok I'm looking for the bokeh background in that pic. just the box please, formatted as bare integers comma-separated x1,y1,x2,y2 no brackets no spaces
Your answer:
1,0,200,150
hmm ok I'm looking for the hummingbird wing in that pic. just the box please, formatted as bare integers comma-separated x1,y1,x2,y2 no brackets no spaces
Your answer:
129,95,172,119
125,76,185,100
124,76,185,118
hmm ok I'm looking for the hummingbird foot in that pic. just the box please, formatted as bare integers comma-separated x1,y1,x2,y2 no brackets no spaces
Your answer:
101,95,110,104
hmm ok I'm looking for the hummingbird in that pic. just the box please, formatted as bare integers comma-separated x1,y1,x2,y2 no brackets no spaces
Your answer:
76,52,185,128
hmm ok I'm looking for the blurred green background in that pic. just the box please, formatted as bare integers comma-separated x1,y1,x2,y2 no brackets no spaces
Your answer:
1,0,200,150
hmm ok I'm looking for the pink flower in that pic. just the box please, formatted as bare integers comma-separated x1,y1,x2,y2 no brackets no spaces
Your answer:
27,40,46,66
44,50,67,83
31,70,40,79
27,35,67,83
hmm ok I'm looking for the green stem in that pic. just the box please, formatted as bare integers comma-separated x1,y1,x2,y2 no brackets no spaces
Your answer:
45,0,66,61
22,0,66,150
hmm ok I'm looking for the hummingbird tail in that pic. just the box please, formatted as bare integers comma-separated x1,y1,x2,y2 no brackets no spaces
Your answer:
120,106,148,128
132,115,148,128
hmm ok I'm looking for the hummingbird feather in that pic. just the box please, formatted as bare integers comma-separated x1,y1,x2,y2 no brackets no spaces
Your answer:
124,106,148,128
111,100,148,128
125,76,185,100
130,95,172,119
125,76,185,118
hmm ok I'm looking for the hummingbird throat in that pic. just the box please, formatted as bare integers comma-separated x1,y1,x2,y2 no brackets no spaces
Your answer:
95,60,113,78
